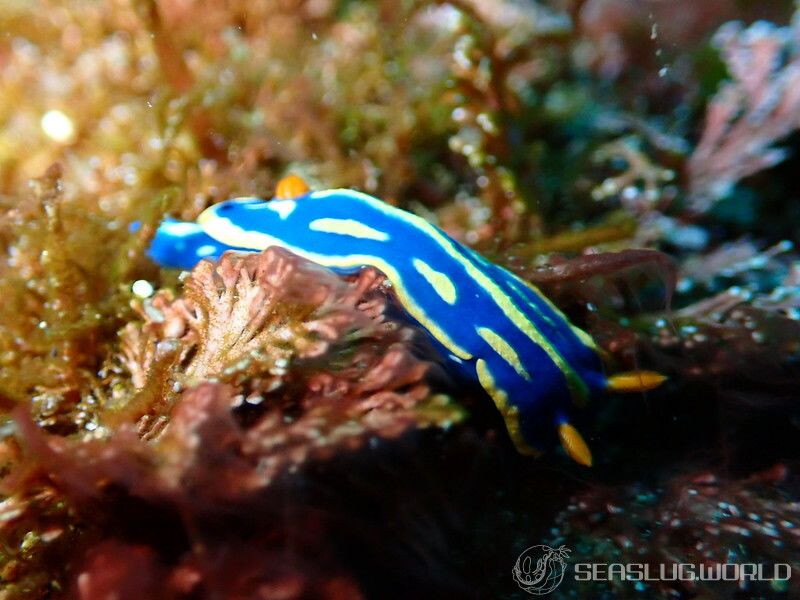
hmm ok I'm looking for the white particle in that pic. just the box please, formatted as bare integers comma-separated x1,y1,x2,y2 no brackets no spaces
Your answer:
132,279,155,298
451,107,468,122
41,110,75,143
621,185,639,201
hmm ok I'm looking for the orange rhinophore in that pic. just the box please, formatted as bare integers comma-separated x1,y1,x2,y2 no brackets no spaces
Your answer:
275,174,310,200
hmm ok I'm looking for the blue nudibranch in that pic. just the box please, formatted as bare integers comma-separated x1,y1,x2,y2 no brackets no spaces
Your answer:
149,176,664,465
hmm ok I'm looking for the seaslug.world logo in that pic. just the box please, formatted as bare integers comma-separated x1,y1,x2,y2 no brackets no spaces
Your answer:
512,544,571,595
512,543,792,596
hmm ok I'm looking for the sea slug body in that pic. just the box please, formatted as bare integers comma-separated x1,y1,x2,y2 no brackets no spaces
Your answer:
149,179,664,464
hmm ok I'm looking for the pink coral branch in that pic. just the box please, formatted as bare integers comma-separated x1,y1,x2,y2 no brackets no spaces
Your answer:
109,247,462,479
688,17,800,210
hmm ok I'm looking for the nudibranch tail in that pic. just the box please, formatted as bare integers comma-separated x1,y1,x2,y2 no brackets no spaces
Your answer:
606,370,667,393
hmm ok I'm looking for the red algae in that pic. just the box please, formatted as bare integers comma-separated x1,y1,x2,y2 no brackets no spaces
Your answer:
0,248,461,598
550,465,800,599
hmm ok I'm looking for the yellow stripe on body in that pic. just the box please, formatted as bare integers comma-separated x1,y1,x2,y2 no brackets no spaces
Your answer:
476,327,530,380
412,258,458,305
310,190,591,401
476,359,540,455
308,217,390,241
468,251,557,330
470,249,599,353
516,276,600,352
200,214,473,361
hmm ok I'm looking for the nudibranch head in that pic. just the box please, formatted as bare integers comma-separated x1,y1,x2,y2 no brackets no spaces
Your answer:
147,219,234,269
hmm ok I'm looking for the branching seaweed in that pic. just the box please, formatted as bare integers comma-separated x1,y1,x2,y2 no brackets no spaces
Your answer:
689,16,800,209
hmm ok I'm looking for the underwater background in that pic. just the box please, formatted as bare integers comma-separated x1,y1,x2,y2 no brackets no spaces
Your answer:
0,0,798,598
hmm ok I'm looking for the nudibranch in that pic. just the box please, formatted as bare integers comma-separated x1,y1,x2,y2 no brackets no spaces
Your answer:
149,176,664,465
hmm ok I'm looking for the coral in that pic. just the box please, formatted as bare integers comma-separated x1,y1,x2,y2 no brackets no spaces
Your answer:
109,247,462,452
0,164,132,435
589,136,676,210
517,248,675,288
550,465,800,599
0,247,463,598
647,241,800,383
3,400,368,599
430,0,575,242
71,539,365,600
653,286,800,381
688,16,800,210
678,238,793,292
0,434,87,599
500,248,675,359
